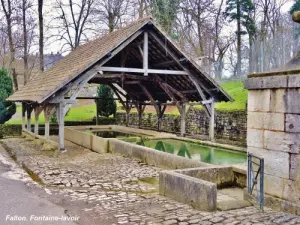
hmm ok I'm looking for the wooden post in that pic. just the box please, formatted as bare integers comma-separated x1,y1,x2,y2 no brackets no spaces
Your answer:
95,99,99,125
44,105,54,138
27,105,32,132
34,106,43,135
57,102,65,151
157,105,166,131
180,103,186,136
124,102,132,127
143,31,148,76
138,104,145,128
34,112,39,135
209,100,215,142
21,103,26,131
45,116,50,138
126,112,129,127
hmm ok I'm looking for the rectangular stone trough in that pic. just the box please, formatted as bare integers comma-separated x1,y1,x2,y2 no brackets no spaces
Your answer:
159,166,246,211
64,125,175,154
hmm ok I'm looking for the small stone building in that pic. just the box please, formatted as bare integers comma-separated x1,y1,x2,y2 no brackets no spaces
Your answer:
245,71,300,213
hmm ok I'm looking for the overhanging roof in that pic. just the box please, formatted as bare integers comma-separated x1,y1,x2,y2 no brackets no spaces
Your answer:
7,17,232,105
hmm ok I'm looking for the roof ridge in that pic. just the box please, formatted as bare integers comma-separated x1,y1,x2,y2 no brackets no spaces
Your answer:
76,16,152,51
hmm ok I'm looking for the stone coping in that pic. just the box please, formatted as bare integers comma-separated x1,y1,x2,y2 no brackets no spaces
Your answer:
248,69,300,78
245,73,300,90
159,166,247,211
66,125,176,138
108,138,211,169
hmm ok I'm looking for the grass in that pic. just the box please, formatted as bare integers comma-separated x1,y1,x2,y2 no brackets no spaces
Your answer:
7,81,247,124
7,104,97,125
215,81,247,111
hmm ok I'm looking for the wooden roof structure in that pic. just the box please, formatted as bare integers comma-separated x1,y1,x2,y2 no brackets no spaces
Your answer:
8,17,232,151
8,17,231,104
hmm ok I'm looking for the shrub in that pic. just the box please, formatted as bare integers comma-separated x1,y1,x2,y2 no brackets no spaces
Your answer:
96,85,116,118
0,68,16,124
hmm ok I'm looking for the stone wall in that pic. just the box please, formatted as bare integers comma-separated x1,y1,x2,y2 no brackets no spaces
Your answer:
245,73,300,213
115,107,247,146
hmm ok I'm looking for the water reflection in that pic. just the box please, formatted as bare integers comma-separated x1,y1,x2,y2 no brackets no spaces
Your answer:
137,139,246,165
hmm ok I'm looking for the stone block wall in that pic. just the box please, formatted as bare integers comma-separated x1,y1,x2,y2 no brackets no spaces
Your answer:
245,74,300,208
115,108,247,146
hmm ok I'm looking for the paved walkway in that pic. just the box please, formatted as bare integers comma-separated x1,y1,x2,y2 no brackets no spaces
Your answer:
0,148,77,225
1,136,300,225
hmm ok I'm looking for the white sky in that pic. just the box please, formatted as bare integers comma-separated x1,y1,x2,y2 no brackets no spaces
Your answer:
41,0,294,55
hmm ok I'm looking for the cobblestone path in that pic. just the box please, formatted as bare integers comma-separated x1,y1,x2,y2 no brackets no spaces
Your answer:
1,136,300,225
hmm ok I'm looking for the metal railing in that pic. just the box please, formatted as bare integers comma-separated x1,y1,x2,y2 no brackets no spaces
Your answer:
247,153,264,211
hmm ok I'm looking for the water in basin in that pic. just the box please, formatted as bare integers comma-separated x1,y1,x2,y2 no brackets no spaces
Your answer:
135,138,246,165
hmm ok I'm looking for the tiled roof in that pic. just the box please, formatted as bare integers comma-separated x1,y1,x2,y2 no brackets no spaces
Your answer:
7,17,151,102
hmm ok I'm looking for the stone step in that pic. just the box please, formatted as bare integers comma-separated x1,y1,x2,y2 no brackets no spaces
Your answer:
217,199,253,211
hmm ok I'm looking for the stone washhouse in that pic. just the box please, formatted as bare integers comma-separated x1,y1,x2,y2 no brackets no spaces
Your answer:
6,17,232,151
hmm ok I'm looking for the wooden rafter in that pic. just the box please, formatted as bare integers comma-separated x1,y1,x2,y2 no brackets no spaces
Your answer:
149,31,212,116
139,84,159,115
157,82,182,114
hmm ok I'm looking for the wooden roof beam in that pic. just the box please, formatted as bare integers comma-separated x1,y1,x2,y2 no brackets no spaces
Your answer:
99,67,188,75
149,31,212,116
139,84,160,115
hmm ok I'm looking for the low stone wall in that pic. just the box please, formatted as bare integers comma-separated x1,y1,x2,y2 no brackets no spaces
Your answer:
64,127,108,153
176,166,246,188
64,125,176,154
159,171,217,211
159,166,246,211
115,107,247,146
109,139,210,169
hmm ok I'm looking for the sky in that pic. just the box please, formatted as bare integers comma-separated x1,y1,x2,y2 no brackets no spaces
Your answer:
41,0,295,56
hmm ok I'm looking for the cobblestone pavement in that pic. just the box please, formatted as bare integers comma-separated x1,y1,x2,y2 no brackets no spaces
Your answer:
1,136,300,225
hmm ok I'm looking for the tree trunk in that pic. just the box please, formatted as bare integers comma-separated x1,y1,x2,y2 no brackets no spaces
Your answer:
1,0,18,90
23,0,29,85
236,0,242,77
139,0,144,18
38,0,44,71
248,35,253,74
108,13,114,33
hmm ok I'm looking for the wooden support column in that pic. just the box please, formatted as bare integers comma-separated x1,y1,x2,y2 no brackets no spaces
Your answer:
143,31,148,76
209,99,215,142
27,105,33,132
44,105,55,138
57,102,65,151
34,106,43,135
157,105,167,131
137,104,146,128
180,103,186,136
95,99,99,125
21,102,26,131
125,103,132,127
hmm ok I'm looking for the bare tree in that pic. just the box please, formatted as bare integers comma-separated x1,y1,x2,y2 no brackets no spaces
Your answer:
1,0,18,90
38,0,44,71
51,0,96,52
95,0,130,33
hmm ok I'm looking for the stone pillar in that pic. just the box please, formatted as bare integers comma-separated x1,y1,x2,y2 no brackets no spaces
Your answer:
245,73,300,213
